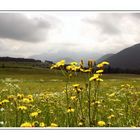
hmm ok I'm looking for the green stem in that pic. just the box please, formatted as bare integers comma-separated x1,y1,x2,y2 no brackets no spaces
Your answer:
65,80,70,127
88,81,91,126
78,92,84,119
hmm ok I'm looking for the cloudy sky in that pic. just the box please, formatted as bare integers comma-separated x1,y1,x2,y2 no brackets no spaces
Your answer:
0,12,140,60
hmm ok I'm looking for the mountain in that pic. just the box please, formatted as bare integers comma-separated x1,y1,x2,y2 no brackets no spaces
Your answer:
58,57,75,64
104,43,140,70
97,53,114,63
30,49,103,63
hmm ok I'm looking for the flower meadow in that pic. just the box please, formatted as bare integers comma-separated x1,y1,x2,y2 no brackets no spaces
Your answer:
0,60,140,128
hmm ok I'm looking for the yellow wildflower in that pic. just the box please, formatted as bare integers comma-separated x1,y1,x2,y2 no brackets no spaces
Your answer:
121,84,125,88
97,121,106,126
50,60,65,69
22,98,30,104
17,106,27,111
102,61,109,65
83,69,91,73
66,65,72,71
27,95,33,99
73,84,80,88
17,93,24,99
7,95,15,101
97,61,109,68
2,99,9,104
32,121,39,127
96,69,104,74
107,114,115,119
50,64,57,69
67,107,75,113
89,74,99,81
56,60,65,66
97,63,104,68
40,122,45,127
20,122,32,127
50,123,58,127
80,68,84,72
70,62,78,65
70,96,77,100
78,122,83,126
30,112,39,117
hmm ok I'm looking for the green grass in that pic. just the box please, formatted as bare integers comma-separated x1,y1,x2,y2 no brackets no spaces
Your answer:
0,67,140,127
0,68,139,93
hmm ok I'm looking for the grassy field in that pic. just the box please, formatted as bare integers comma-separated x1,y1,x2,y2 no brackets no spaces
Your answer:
0,67,140,127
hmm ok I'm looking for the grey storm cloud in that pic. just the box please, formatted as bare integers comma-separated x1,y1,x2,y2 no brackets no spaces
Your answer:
0,13,51,42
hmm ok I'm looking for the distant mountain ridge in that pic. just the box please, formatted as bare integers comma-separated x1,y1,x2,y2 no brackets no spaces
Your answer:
104,43,140,70
97,53,114,63
30,49,103,62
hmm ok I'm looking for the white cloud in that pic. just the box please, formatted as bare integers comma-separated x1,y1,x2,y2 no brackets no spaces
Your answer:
0,12,140,59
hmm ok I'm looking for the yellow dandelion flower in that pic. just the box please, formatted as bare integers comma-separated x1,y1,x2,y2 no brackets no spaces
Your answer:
7,95,15,101
80,68,84,72
102,61,109,65
97,121,106,127
96,69,104,74
17,106,27,111
2,99,9,104
22,98,30,104
89,74,99,81
67,107,75,113
107,114,115,119
76,88,82,93
50,60,65,69
56,60,65,66
20,122,32,127
121,84,125,87
70,96,77,100
91,100,101,106
73,66,80,71
32,121,39,127
40,122,45,127
83,69,91,73
30,112,38,117
70,62,78,65
78,122,83,126
17,93,24,99
67,65,80,71
27,95,33,100
66,65,72,71
50,123,58,127
73,84,80,88
50,64,57,69
97,63,104,68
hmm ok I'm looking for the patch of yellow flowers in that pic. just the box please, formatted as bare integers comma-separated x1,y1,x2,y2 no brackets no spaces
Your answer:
50,59,109,83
